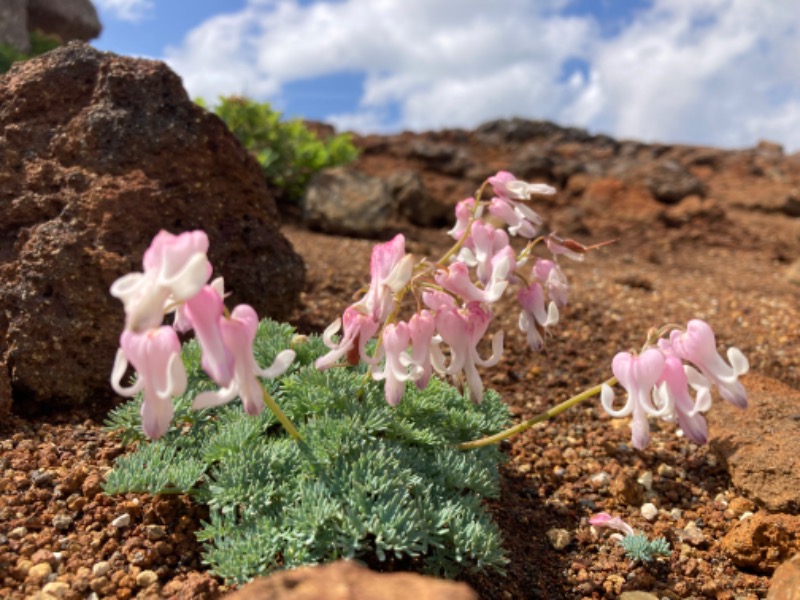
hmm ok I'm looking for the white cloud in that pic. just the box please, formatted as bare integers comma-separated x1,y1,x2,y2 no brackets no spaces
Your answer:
161,0,800,151
95,0,154,22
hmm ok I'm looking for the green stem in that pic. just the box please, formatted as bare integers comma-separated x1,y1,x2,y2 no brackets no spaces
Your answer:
457,377,617,450
262,384,303,442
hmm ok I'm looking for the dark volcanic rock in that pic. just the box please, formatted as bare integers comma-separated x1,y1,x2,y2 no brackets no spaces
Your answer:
27,0,101,44
0,43,305,413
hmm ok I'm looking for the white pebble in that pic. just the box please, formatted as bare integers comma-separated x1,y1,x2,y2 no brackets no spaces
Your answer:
111,513,131,528
641,503,659,521
637,471,654,490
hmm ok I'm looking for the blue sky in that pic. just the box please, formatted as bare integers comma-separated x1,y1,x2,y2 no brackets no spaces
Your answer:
92,0,800,152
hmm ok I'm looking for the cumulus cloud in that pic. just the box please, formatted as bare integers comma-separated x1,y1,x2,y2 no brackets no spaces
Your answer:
162,0,800,151
95,0,154,22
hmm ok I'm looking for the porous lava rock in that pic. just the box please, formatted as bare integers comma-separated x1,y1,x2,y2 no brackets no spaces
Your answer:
769,554,800,600
223,560,477,600
708,374,800,513
720,513,800,574
0,42,305,414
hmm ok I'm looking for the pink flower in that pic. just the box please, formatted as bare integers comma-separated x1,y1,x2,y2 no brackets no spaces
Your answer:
192,305,295,416
371,322,418,406
488,171,556,200
181,285,234,386
532,258,569,307
447,197,481,239
316,306,381,370
668,320,749,408
456,221,514,286
435,261,509,304
111,326,188,439
589,512,634,537
654,350,712,445
488,196,541,238
601,348,667,450
517,281,559,351
357,234,414,322
110,230,211,332
406,310,438,390
435,303,504,403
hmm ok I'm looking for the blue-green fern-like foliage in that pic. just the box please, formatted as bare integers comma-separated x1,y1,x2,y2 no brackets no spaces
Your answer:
619,533,671,563
104,319,510,583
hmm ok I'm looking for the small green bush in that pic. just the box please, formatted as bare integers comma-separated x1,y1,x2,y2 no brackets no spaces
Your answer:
105,319,510,583
200,97,359,203
0,31,60,74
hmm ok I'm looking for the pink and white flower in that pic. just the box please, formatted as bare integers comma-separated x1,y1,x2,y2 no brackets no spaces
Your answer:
192,305,295,416
316,306,381,370
532,259,569,307
110,230,211,332
601,348,667,450
488,196,542,238
488,171,556,200
371,322,419,406
111,326,188,439
435,260,510,305
517,281,559,351
434,303,504,403
181,285,234,387
653,347,713,445
589,512,634,538
668,320,749,408
447,197,482,240
357,234,414,322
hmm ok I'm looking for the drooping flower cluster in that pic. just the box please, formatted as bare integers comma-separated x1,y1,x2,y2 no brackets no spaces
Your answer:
110,230,295,439
316,171,590,406
600,319,749,449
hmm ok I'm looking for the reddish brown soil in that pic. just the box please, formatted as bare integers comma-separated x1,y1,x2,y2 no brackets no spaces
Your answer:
1,184,799,599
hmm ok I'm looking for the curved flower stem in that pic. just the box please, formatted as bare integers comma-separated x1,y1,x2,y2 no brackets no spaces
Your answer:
262,384,303,442
457,377,618,451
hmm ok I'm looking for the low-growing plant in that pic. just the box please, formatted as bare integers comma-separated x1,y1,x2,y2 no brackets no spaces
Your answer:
198,96,359,203
0,31,60,74
105,320,510,582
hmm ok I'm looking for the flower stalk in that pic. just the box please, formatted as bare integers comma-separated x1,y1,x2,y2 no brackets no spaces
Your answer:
457,377,617,450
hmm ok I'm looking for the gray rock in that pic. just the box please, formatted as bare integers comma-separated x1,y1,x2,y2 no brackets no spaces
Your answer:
303,167,395,236
0,0,29,52
643,159,706,204
389,170,447,227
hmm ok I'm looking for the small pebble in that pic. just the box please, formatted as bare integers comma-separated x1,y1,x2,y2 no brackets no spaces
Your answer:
546,528,571,551
589,472,611,488
637,471,653,491
553,466,566,477
42,581,70,598
670,508,683,520
92,561,111,577
640,503,658,521
681,521,705,545
52,514,74,531
145,524,166,541
27,562,52,583
656,464,675,478
136,569,159,587
739,511,754,520
112,513,131,528
31,470,56,487
9,526,28,539
713,493,728,509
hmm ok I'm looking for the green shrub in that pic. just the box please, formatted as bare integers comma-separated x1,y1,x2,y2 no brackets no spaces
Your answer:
105,319,510,583
0,31,60,74
200,96,359,203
